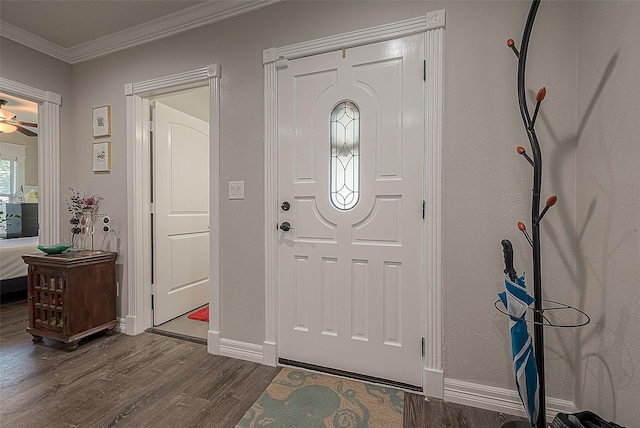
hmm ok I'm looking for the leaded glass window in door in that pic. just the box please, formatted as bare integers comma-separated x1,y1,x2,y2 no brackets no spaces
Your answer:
330,101,360,210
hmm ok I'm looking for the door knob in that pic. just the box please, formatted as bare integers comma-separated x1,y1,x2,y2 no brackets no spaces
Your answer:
281,201,291,211
279,222,294,231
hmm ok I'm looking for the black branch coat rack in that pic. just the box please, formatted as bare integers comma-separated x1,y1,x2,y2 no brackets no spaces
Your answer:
499,1,589,427
509,4,550,425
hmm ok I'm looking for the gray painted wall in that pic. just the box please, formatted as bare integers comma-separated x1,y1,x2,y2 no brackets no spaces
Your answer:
576,2,640,426
1,1,638,423
441,1,577,401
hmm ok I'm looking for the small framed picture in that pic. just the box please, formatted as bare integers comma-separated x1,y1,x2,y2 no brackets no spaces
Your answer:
92,105,111,137
92,141,111,172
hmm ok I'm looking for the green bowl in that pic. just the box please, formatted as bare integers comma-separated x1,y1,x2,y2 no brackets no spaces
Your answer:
37,244,72,254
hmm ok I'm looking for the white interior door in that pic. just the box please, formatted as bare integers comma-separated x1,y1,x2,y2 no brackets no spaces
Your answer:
153,102,209,325
278,34,424,387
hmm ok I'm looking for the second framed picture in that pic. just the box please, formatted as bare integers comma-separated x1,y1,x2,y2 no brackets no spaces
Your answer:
92,105,111,137
92,141,111,172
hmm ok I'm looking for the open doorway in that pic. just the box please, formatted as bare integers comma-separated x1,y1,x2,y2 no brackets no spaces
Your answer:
125,65,221,354
0,93,39,301
147,87,210,342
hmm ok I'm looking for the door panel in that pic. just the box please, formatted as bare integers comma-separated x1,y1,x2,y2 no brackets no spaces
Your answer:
294,197,337,242
278,34,424,386
352,196,402,245
154,102,209,325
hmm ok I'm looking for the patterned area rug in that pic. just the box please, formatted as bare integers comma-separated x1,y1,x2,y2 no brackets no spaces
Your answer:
235,367,404,427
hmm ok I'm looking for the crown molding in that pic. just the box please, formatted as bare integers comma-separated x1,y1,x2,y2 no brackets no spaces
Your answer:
0,21,70,63
0,0,282,64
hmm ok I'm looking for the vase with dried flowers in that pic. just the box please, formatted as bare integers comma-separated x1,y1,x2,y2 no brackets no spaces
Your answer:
65,187,102,249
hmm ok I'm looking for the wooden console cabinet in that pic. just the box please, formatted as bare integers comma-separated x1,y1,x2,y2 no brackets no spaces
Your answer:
22,250,118,350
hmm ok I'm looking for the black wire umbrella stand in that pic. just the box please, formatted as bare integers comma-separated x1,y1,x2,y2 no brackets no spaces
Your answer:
500,1,589,427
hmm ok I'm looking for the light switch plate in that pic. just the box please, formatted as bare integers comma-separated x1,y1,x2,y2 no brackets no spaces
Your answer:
229,181,244,200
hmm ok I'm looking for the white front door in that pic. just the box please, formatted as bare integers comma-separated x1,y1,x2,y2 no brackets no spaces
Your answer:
278,34,424,387
153,102,209,325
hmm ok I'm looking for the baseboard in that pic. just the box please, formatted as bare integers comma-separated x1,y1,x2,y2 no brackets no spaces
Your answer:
423,368,444,399
125,315,139,335
218,338,264,364
208,329,221,355
115,317,126,333
262,341,277,366
444,378,576,422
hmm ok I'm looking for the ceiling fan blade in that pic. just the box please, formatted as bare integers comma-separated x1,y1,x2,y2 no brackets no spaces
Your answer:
15,125,38,137
14,121,38,128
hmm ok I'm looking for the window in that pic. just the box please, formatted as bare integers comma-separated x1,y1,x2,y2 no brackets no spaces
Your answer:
0,157,17,202
330,101,360,210
0,143,26,203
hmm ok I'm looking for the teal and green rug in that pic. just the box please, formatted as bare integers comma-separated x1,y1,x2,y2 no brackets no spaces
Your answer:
236,367,404,427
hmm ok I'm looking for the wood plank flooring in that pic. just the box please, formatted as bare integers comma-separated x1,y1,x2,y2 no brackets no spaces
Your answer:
1,300,525,427
0,300,280,427
404,393,526,427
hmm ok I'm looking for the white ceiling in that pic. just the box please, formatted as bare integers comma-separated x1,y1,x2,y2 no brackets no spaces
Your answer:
0,0,280,64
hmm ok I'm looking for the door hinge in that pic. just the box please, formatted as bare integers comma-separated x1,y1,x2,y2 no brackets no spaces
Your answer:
149,202,156,215
150,283,155,295
422,200,426,219
422,337,425,357
423,60,426,81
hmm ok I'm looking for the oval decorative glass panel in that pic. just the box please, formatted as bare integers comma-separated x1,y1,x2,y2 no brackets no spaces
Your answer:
330,101,360,210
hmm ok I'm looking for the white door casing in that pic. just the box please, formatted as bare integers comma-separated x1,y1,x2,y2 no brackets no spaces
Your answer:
125,65,221,351
153,102,209,325
0,78,61,246
264,13,445,397
278,34,424,387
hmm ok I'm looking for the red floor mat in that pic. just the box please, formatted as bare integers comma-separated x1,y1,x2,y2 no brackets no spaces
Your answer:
187,306,208,322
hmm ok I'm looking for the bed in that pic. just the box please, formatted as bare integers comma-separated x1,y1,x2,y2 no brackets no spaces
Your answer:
1,236,39,296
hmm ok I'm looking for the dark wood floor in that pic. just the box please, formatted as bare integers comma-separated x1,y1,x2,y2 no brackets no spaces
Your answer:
404,394,526,427
1,299,524,427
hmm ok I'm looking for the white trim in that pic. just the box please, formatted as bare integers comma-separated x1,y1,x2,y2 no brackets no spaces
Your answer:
422,22,445,399
0,21,70,64
263,13,446,391
0,1,282,64
0,78,61,246
263,10,445,64
208,65,222,353
444,378,577,423
219,339,264,365
263,60,279,365
115,317,126,333
262,341,277,367
208,329,221,355
423,368,444,399
125,65,221,344
125,95,152,335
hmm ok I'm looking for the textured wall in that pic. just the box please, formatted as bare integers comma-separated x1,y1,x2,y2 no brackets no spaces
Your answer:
575,2,640,425
441,0,579,400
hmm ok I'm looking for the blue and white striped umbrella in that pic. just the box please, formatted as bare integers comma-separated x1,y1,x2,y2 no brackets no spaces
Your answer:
499,274,539,426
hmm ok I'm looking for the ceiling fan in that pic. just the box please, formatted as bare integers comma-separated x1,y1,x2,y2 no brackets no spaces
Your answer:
0,99,38,137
